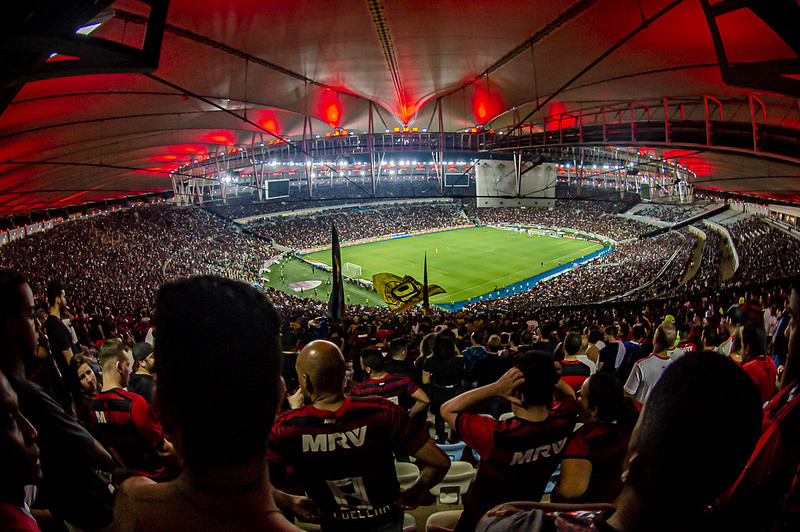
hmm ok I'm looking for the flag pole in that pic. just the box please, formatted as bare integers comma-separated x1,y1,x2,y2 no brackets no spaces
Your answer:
327,222,345,321
423,252,430,317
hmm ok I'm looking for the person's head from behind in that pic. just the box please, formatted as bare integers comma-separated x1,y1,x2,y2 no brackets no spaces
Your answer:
486,334,502,354
296,340,346,403
433,331,457,360
540,321,556,342
740,321,767,363
154,276,282,472
71,353,98,396
390,338,408,360
98,339,133,388
564,331,582,358
653,323,677,353
678,323,692,342
0,370,41,504
604,325,618,343
579,373,638,429
0,271,37,373
360,348,384,376
471,329,486,346
420,333,436,358
514,351,558,407
701,325,720,349
726,305,744,329
623,351,761,522
588,328,603,345
632,324,646,342
520,329,533,345
281,329,299,353
46,280,66,312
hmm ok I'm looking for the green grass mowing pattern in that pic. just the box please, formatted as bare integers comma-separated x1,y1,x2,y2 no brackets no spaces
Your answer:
304,227,603,305
261,257,381,307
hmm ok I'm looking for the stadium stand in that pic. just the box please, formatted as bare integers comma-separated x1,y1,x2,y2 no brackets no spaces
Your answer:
1,198,799,531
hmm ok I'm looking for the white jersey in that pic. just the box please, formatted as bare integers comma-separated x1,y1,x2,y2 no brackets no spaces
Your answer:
576,355,597,374
624,353,673,406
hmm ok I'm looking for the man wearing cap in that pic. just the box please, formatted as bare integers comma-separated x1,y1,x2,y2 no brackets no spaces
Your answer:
128,342,156,404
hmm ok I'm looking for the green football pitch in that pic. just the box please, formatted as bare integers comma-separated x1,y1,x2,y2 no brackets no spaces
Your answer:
300,226,603,306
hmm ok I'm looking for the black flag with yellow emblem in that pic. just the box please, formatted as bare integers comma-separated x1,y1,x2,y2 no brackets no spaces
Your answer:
372,270,445,313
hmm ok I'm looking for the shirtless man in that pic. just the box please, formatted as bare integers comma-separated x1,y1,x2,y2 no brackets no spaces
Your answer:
114,276,307,531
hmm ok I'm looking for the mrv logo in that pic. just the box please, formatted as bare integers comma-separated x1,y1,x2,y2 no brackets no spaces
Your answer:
302,426,367,452
510,437,568,465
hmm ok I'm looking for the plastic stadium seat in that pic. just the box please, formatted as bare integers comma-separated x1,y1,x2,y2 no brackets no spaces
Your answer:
395,460,421,490
545,464,562,495
436,441,466,461
430,461,477,504
403,512,417,532
426,509,463,531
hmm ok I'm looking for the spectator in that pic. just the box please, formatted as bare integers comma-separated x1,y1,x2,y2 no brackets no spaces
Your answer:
559,332,593,392
70,353,99,428
623,323,676,408
0,369,42,532
352,348,430,420
719,304,744,356
114,275,303,531
740,321,777,404
617,324,646,383
423,332,465,444
477,352,763,532
383,338,415,380
0,270,115,530
462,330,489,381
552,373,638,503
90,340,175,481
598,325,625,374
127,342,156,404
268,340,449,531
441,352,578,532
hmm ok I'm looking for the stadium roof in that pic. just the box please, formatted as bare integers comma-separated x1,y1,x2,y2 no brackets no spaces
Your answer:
2,0,800,216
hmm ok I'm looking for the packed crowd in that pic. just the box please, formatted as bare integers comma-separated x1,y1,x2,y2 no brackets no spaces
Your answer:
637,204,704,222
468,201,652,241
1,263,796,531
727,217,800,287
554,182,641,206
637,229,698,299
466,231,690,310
0,207,277,323
678,225,723,296
247,204,468,249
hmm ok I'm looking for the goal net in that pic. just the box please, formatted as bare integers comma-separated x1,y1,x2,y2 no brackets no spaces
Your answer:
343,262,362,278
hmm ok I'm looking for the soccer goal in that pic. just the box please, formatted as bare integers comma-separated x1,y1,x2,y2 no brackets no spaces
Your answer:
343,262,362,278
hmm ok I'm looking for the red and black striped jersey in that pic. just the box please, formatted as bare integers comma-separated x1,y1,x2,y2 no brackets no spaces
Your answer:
456,398,578,526
350,374,420,406
268,396,429,531
560,360,592,392
89,388,167,479
562,422,631,503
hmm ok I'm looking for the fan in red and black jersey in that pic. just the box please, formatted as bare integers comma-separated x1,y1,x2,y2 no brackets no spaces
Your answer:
558,332,594,392
552,373,638,504
351,348,429,421
441,350,579,532
89,340,176,480
269,340,450,532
